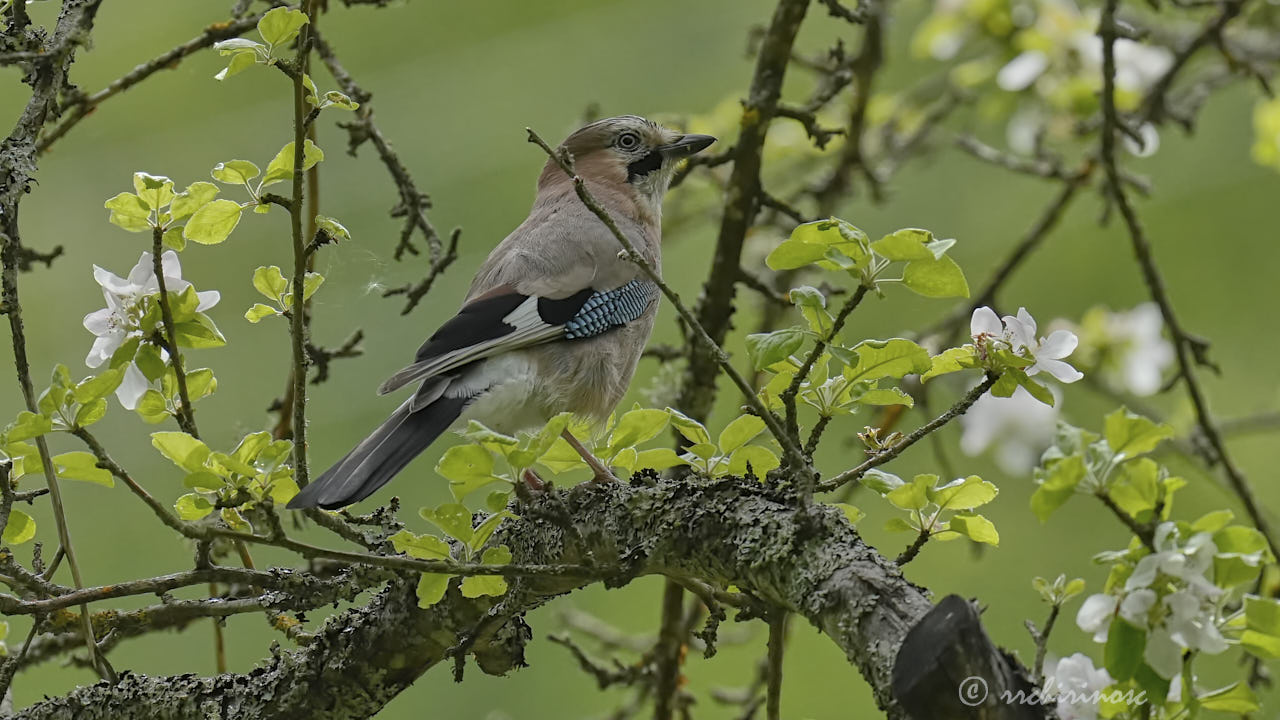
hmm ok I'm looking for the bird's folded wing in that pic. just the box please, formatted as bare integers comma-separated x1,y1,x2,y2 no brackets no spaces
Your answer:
377,279,657,395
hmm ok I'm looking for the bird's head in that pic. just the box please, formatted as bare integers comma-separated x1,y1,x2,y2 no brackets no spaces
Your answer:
539,115,716,212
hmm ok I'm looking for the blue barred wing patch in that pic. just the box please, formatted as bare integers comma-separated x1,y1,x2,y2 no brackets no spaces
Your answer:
563,279,658,339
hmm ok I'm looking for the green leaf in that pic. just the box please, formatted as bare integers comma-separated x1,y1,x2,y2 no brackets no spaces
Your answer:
214,50,258,81
460,573,508,599
245,304,279,323
71,398,105,428
767,219,870,272
1241,629,1280,659
666,408,710,445
103,192,152,232
135,390,169,424
461,546,511,598
438,444,499,502
1109,458,1159,518
871,228,935,261
416,573,451,607
745,327,805,371
634,447,686,471
173,315,227,348
151,431,210,473
53,451,112,487
211,160,260,185
844,338,931,381
469,513,515,553
321,91,359,110
727,445,780,477
185,368,217,400
856,387,914,407
261,140,325,187
860,468,904,494
902,255,969,298
1245,595,1280,636
73,366,125,404
183,471,224,491
170,182,220,222
887,474,934,511
132,172,174,210
831,502,864,525
420,503,473,544
252,266,288,303
257,6,309,47
213,38,264,54
314,215,351,241
929,475,997,510
607,407,670,453
718,415,766,454
485,490,512,513
302,272,324,301
389,529,451,560
174,493,214,521
1104,618,1146,682
1030,454,1085,522
1104,408,1173,460
183,199,243,245
2,509,35,545
4,411,51,442
948,513,999,545
922,346,979,382
1198,682,1259,713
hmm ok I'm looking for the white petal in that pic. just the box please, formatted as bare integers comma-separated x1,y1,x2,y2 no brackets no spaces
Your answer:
1030,357,1084,384
1120,589,1155,625
1076,594,1117,633
1016,307,1038,337
970,306,1002,338
195,290,221,311
160,250,183,281
92,265,132,296
1038,329,1079,360
1143,628,1182,679
115,363,150,410
127,252,156,288
1003,313,1035,351
1126,555,1160,590
996,51,1049,91
82,308,114,335
84,332,122,369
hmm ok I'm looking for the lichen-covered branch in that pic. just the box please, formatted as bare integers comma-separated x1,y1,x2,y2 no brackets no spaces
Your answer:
10,476,1037,720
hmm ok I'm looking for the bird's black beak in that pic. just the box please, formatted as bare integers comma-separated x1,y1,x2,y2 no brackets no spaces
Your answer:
659,134,716,158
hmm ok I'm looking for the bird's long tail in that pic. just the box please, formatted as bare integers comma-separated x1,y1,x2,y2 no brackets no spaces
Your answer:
286,393,468,510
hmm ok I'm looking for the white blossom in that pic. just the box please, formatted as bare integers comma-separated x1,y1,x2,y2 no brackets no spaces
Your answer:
997,51,1050,91
959,385,1059,473
82,251,219,409
1106,303,1174,396
970,306,1084,384
1081,522,1227,679
1046,653,1112,720
1003,308,1084,383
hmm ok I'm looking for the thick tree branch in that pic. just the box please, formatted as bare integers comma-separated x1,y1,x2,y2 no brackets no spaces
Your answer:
11,477,1037,720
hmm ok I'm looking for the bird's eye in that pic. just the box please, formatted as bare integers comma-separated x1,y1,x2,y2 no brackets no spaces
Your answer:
616,132,641,151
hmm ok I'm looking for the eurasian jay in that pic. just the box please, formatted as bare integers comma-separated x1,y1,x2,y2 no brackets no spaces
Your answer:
288,116,715,510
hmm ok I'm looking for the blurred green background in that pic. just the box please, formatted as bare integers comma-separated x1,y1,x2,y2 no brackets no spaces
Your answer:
2,0,1278,717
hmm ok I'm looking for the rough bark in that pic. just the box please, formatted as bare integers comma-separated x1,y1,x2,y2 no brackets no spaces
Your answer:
9,476,1041,719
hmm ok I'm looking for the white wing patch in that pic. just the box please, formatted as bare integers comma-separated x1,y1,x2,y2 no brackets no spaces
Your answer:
378,296,563,395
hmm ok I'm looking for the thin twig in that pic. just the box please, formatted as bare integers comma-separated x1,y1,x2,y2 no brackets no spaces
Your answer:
1097,0,1280,560
818,375,996,493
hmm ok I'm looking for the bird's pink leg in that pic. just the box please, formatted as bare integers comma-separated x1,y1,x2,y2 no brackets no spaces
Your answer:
561,430,619,483
521,468,545,491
